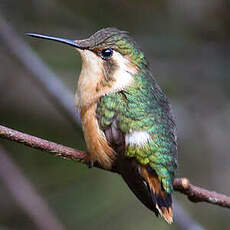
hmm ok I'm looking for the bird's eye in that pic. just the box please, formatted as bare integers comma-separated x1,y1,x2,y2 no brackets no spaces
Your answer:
100,48,113,59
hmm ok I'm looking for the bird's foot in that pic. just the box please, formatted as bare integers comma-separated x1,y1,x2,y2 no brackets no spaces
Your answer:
88,160,94,168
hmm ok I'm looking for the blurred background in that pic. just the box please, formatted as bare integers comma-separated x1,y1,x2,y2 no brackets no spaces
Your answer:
0,0,230,229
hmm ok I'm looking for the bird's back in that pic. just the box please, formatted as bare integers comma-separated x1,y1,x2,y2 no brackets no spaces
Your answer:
96,69,177,223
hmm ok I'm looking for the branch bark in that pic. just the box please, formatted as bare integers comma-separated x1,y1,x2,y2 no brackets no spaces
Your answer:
1,124,230,209
174,178,230,208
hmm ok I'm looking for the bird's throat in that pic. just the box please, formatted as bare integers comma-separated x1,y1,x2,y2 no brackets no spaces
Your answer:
75,49,138,108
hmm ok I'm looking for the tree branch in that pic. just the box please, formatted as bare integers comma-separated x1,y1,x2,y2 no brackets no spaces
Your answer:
0,125,87,162
1,124,230,209
173,178,230,208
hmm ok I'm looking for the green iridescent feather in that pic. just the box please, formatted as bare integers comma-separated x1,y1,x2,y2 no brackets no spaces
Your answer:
94,29,177,194
97,70,177,193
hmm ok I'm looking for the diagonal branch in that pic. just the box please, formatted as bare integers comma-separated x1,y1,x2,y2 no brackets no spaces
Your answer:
1,124,230,209
0,125,86,162
174,178,230,208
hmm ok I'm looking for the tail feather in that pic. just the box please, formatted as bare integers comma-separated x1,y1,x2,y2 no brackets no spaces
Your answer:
118,158,173,224
140,167,173,224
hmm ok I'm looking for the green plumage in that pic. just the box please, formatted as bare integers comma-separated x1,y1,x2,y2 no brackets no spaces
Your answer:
89,29,178,222
88,28,178,223
96,63,177,193
93,29,177,194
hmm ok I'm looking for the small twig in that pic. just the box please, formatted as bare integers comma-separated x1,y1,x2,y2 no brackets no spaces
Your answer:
173,178,230,208
0,125,87,162
0,124,230,209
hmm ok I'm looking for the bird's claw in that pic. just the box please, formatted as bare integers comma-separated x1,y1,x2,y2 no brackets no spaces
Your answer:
88,160,94,168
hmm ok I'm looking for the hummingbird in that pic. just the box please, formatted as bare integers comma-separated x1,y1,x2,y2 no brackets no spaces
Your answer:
27,28,178,224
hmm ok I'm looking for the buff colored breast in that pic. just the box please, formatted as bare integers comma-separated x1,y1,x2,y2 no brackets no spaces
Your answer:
80,103,115,169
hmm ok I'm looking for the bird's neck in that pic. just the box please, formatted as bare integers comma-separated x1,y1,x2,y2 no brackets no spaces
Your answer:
75,50,138,109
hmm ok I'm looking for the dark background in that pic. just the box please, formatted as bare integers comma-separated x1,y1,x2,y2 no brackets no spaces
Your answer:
0,0,230,229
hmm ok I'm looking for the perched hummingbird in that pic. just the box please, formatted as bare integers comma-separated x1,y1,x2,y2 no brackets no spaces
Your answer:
27,28,178,223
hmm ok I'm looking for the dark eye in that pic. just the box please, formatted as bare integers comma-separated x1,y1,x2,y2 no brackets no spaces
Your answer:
100,48,113,59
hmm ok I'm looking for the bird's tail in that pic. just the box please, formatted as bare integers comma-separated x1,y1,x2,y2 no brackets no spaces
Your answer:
140,167,173,224
118,158,173,224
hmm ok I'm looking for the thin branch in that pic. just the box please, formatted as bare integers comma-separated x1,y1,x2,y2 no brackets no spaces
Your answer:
0,146,65,230
0,124,230,209
0,125,87,162
174,178,230,208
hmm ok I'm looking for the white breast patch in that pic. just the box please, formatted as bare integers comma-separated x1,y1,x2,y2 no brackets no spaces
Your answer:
125,131,152,147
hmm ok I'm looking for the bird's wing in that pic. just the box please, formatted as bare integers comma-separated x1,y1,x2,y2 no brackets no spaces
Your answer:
96,89,176,223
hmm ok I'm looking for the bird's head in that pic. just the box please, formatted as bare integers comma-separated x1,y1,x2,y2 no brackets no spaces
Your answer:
27,28,148,106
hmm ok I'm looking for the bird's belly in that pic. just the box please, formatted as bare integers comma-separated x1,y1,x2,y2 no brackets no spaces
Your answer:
80,103,116,169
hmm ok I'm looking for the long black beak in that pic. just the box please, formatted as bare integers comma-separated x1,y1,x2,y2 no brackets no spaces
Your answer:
26,33,85,49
